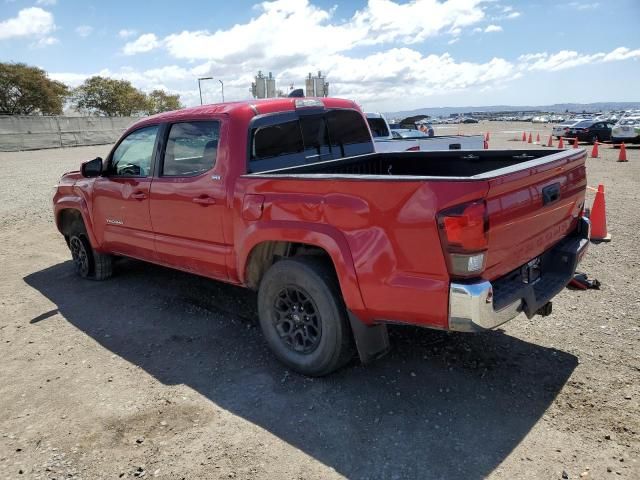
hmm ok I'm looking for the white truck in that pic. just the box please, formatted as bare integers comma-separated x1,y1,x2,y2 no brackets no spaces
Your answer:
366,112,485,152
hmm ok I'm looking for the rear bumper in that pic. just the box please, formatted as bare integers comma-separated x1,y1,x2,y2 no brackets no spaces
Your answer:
448,217,590,332
612,135,640,144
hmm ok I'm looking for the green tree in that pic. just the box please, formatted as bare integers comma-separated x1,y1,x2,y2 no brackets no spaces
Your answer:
0,62,69,115
145,89,183,115
71,76,148,116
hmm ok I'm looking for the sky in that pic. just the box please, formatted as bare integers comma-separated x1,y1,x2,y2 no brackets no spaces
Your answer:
1,0,639,112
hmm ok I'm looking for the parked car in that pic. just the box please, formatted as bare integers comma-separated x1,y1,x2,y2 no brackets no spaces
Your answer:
611,117,640,145
391,128,428,139
566,119,615,143
552,119,584,139
366,114,484,152
53,97,589,376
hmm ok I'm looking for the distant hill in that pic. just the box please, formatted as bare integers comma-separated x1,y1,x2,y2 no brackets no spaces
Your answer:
384,102,640,119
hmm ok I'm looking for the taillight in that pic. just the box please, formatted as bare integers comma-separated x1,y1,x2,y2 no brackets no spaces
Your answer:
437,200,488,278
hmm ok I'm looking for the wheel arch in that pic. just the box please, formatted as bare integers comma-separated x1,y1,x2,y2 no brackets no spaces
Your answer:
238,223,366,315
55,200,99,249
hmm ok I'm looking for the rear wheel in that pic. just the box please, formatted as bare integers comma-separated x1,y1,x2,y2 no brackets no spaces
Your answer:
257,257,354,376
68,224,113,280
591,134,600,144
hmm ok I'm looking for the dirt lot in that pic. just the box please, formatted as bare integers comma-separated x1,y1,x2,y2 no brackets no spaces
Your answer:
1,122,638,480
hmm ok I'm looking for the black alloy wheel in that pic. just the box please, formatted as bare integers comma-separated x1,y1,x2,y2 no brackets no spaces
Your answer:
273,286,322,354
69,234,91,277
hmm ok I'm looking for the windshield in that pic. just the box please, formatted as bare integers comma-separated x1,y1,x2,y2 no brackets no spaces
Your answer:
619,118,640,126
573,120,593,128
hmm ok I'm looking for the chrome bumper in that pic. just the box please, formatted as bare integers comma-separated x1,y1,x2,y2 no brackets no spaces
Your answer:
448,281,523,332
449,217,590,333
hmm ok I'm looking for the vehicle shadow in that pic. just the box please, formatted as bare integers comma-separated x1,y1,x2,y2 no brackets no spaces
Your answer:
24,260,577,479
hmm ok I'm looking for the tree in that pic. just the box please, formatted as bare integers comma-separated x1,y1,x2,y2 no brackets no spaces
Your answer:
145,89,183,115
0,62,69,115
71,76,148,116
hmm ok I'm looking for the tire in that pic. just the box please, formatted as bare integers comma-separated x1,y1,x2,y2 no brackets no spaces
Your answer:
591,135,599,144
257,257,354,376
68,223,113,280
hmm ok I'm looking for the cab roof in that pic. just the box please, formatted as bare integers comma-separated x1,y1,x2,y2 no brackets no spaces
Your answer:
127,97,361,133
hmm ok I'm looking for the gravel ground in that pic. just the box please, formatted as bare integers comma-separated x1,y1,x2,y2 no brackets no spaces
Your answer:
0,122,638,480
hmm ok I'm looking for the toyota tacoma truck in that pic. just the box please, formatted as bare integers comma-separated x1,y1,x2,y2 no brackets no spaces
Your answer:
53,97,589,376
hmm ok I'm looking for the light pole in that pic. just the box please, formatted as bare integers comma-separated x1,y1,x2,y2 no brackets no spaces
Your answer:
197,77,213,105
219,79,224,102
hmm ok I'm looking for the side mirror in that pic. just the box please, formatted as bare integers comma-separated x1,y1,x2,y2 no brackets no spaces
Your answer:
81,157,103,178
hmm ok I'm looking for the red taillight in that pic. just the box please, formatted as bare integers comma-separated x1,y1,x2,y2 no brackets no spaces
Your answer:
437,201,488,277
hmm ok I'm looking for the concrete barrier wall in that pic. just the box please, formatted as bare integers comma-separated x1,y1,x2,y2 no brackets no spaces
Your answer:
0,116,137,152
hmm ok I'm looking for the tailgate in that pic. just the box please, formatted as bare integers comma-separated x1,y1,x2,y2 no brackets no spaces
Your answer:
482,150,587,280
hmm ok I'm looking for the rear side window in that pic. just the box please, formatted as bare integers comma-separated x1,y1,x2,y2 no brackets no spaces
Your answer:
249,109,374,172
162,121,219,176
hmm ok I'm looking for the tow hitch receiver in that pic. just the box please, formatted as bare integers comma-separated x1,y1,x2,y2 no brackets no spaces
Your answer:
536,302,553,317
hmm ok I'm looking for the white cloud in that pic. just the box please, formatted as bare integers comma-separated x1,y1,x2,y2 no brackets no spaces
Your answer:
505,11,521,19
45,0,640,111
36,0,57,5
33,36,58,47
0,7,56,40
484,24,502,33
75,25,93,37
602,47,640,62
163,0,487,61
568,2,600,10
123,33,160,55
118,29,137,39
518,47,640,72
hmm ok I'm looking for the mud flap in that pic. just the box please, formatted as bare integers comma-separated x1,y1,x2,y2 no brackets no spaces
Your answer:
347,311,390,364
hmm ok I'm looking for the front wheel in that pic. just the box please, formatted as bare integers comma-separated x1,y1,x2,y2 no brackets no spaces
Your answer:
68,226,113,280
257,257,354,376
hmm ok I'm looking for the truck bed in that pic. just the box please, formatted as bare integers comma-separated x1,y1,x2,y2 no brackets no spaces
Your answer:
250,149,573,179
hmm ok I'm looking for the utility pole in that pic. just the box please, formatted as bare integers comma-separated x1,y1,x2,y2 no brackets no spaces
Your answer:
197,77,213,105
219,79,224,102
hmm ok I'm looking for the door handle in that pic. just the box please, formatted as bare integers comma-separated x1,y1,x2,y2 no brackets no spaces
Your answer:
192,196,216,206
542,183,561,206
131,191,147,200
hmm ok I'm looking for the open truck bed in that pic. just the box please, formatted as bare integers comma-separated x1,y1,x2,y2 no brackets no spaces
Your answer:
243,147,588,330
250,149,573,179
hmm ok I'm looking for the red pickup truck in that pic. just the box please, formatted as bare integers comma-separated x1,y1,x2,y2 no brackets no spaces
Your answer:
53,97,590,376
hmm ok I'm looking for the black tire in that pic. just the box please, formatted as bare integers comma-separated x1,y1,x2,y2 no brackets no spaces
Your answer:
257,257,354,376
591,135,599,144
68,223,113,280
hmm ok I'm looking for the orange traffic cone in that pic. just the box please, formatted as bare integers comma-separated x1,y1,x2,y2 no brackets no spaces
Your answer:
590,184,611,241
536,133,540,143
486,131,490,142
522,131,527,141
558,137,564,148
573,137,579,148
591,141,599,158
528,133,533,143
618,143,628,162
547,135,553,147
